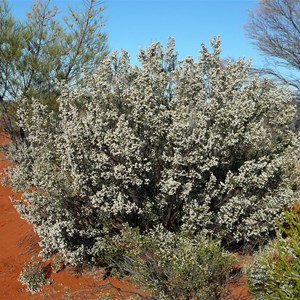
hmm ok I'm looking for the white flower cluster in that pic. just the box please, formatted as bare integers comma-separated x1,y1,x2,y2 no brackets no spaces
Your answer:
7,37,300,263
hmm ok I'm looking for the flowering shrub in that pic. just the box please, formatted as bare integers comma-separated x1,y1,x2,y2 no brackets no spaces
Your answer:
7,37,299,265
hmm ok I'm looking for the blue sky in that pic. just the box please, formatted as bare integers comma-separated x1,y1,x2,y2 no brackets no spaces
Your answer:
8,0,265,67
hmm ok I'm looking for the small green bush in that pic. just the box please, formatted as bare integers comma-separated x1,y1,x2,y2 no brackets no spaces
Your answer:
18,257,51,294
51,254,65,273
104,226,235,300
248,207,300,299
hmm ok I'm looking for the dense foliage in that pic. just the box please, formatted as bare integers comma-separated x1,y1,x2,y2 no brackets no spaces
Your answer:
7,37,299,268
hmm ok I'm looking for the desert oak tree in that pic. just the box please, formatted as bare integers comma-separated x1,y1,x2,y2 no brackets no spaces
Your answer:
0,0,108,143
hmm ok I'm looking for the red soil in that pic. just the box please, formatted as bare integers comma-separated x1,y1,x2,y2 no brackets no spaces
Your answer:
0,130,253,300
223,254,254,300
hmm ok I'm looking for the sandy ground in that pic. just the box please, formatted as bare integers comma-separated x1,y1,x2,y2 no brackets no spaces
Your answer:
0,130,252,300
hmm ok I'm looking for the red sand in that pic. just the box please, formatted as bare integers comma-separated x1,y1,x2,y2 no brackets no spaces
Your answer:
223,254,254,300
0,130,252,299
0,140,37,299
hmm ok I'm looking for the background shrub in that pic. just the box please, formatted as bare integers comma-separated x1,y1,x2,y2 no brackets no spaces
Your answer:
7,37,299,265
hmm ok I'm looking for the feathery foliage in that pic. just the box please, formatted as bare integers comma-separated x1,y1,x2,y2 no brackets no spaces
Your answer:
0,0,108,143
